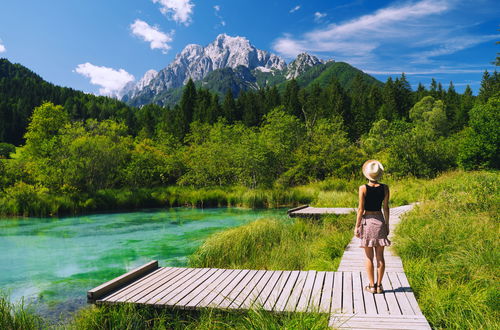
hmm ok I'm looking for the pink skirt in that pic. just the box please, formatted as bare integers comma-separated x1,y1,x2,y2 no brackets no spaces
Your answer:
359,213,391,247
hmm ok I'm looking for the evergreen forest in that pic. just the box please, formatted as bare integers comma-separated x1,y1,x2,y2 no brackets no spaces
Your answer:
0,58,498,215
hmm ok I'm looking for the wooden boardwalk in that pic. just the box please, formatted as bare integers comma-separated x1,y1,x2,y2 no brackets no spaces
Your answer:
88,204,430,329
331,204,430,329
288,205,356,217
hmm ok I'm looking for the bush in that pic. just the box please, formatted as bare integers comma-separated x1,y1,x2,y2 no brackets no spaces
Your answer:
458,96,500,170
0,142,15,159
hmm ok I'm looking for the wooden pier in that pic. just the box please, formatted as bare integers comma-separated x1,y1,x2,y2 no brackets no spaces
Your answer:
287,205,356,217
88,204,430,329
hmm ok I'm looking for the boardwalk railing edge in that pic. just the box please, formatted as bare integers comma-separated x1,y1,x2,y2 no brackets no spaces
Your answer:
286,204,309,215
87,260,159,303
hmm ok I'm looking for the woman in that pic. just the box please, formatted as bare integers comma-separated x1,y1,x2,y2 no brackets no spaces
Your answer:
354,160,391,294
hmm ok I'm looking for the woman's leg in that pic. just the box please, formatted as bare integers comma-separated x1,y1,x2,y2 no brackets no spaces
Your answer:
375,246,385,286
363,247,375,286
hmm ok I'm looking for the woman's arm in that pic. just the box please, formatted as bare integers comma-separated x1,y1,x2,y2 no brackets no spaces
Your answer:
355,185,365,238
383,185,390,234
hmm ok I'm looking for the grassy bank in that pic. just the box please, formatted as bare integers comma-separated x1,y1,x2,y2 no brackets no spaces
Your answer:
190,214,353,271
0,294,45,329
3,170,498,329
69,303,329,330
0,185,314,217
0,295,329,329
0,173,430,217
394,171,499,329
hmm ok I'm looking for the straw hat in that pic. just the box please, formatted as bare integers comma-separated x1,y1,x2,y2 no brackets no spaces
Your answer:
362,160,384,181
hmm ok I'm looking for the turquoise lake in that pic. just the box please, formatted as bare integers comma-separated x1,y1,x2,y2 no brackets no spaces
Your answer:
0,207,283,318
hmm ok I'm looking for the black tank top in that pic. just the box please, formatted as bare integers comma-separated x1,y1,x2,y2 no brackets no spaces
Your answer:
364,184,385,211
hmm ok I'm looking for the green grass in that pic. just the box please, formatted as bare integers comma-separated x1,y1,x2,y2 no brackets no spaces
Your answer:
0,185,315,217
3,170,498,329
190,214,354,272
67,304,329,330
394,171,499,329
0,294,45,330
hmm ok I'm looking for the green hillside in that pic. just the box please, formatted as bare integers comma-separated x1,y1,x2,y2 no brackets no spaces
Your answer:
0,59,136,145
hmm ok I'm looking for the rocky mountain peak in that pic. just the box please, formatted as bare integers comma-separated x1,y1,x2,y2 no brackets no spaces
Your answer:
122,34,288,104
286,53,325,79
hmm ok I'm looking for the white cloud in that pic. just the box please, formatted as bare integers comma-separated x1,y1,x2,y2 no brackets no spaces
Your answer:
410,34,500,63
314,12,327,22
213,5,226,27
153,0,194,26
274,0,449,58
289,5,301,13
0,42,5,53
364,68,485,75
75,63,135,97
130,19,174,54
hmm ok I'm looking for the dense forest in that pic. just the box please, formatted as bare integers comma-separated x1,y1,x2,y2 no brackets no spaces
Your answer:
0,58,498,215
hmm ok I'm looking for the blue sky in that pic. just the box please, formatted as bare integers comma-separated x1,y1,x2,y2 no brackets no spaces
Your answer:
0,0,498,95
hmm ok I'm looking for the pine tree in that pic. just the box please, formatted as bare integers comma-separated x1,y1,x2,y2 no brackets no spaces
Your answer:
445,81,460,130
429,78,438,98
380,77,398,121
207,93,221,124
325,78,350,122
456,85,474,129
179,79,197,135
478,70,500,103
222,90,237,123
193,88,212,123
367,85,383,118
283,79,302,119
415,83,427,103
265,86,281,111
395,73,413,118
349,73,372,139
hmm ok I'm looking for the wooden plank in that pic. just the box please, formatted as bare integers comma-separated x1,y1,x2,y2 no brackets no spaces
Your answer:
217,270,259,308
373,279,389,314
253,271,283,310
87,260,158,303
387,272,414,315
240,270,276,309
296,270,317,312
352,271,365,314
156,268,215,305
208,269,251,307
264,271,292,311
397,272,423,315
273,271,299,312
121,268,189,303
382,274,401,315
307,271,325,312
175,269,225,308
103,267,172,302
342,271,353,314
197,269,244,308
183,269,235,309
331,271,343,313
361,272,377,314
283,271,308,312
319,271,334,313
229,270,266,309
330,314,431,330
135,267,204,304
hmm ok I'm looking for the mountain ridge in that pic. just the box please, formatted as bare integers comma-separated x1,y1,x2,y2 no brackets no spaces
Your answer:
123,34,382,107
